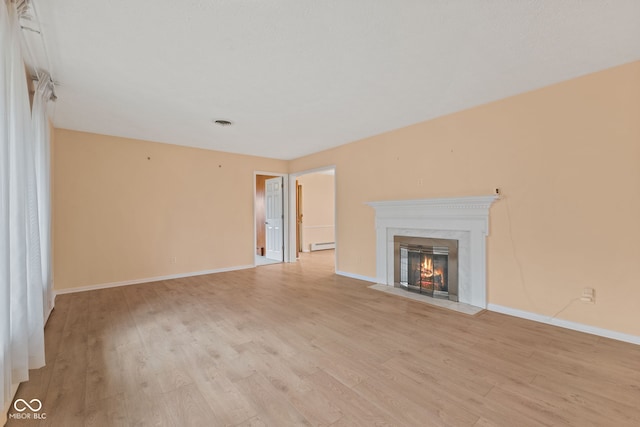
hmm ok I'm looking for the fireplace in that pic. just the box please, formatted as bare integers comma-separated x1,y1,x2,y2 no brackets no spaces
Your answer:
367,195,498,309
394,236,458,301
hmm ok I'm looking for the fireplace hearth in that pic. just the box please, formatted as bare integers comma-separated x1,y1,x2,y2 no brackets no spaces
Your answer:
394,236,458,301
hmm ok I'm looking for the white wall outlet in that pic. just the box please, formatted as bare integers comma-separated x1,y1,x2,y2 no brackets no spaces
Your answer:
170,256,177,264
580,287,595,303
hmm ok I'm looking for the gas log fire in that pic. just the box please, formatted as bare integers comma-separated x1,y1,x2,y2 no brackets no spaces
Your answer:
394,236,459,301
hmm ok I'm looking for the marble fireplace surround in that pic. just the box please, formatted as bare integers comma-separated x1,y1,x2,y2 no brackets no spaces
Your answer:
366,195,499,309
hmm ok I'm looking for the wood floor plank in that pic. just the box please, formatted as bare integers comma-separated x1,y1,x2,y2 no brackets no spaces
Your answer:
236,340,343,426
234,415,268,427
530,373,640,425
121,387,177,427
309,368,401,427
234,373,311,426
84,393,128,427
361,363,480,426
483,386,575,426
162,383,217,427
353,376,461,426
193,368,258,427
6,250,640,427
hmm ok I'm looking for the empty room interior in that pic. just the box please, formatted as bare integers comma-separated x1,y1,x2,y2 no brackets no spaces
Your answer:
2,1,640,426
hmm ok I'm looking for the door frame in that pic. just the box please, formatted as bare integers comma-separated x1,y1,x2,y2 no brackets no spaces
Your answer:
296,180,302,258
287,165,337,270
254,171,290,265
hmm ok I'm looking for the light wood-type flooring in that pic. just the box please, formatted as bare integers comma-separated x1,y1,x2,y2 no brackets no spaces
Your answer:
7,250,640,426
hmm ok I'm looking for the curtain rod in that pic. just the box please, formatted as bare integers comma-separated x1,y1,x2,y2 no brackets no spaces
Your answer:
15,0,57,101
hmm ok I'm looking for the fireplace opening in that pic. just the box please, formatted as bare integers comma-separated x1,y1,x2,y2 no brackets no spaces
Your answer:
394,236,458,301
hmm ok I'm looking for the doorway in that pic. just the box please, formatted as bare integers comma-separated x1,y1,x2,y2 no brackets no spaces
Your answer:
288,166,336,269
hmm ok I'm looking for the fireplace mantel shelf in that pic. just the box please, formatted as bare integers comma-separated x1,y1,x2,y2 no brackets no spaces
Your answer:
366,195,498,211
367,195,499,309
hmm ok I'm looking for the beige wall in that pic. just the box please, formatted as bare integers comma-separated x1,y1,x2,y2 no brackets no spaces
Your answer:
53,129,287,290
297,172,335,251
52,62,640,336
289,61,640,336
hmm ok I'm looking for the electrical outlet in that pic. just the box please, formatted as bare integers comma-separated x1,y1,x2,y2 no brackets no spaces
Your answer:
170,257,177,264
580,287,595,303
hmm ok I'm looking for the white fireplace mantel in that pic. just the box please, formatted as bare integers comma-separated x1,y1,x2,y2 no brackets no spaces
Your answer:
366,195,499,309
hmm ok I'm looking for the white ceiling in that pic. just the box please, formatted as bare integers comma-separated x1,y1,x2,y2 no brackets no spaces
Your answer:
33,0,640,160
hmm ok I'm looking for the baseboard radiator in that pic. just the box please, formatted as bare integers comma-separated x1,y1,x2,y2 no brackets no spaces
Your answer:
310,242,336,251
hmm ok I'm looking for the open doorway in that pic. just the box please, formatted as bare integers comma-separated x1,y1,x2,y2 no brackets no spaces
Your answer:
289,166,336,270
255,173,285,266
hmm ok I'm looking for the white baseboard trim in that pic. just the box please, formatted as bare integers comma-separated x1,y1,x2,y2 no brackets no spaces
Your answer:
487,304,640,345
336,270,377,284
310,242,336,251
54,265,254,295
45,304,54,322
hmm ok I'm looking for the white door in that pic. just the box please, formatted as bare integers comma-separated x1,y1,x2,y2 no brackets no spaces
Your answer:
265,177,283,261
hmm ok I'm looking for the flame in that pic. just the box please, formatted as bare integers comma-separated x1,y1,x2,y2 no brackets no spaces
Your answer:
421,257,433,277
420,256,445,291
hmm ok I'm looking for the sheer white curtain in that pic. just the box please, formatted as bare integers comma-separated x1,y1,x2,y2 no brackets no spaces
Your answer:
1,0,49,417
32,72,54,319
